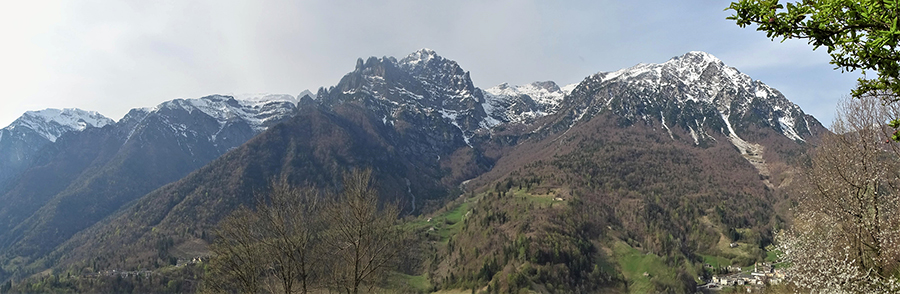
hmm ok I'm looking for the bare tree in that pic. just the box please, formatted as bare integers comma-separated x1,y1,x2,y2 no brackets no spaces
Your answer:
208,169,406,294
323,168,406,294
207,180,323,294
208,207,265,294
777,96,900,293
255,180,322,294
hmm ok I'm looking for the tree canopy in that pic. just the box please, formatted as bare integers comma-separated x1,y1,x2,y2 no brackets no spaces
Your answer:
727,0,900,133
207,169,407,294
776,96,900,293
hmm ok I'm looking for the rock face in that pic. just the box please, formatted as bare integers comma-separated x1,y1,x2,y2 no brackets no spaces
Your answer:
319,49,485,151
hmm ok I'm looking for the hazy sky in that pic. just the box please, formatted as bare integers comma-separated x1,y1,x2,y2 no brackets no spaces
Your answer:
0,0,858,128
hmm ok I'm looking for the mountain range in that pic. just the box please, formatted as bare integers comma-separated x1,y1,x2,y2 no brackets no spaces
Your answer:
0,94,300,277
0,49,823,293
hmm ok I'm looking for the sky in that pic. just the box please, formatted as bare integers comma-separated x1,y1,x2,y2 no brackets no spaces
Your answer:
0,0,859,128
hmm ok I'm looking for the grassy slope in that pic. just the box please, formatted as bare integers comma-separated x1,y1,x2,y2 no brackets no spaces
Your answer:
412,186,622,293
612,241,681,294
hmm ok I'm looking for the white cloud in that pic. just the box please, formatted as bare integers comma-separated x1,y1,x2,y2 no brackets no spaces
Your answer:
0,0,860,127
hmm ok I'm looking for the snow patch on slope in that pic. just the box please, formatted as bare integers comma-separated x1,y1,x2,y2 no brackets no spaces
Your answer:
688,126,699,145
660,112,674,140
721,113,772,187
778,116,805,142
602,63,661,81
439,109,472,147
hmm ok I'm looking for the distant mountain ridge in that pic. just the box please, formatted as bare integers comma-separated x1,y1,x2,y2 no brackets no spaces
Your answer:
0,109,114,193
6,108,114,142
0,94,299,277
481,81,577,126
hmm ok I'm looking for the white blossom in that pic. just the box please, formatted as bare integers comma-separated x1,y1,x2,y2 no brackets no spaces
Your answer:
777,97,900,293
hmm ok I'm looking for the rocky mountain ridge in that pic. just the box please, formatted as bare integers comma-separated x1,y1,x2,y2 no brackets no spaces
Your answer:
558,51,816,142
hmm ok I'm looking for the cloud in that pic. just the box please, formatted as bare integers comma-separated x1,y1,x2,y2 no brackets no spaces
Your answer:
0,0,858,127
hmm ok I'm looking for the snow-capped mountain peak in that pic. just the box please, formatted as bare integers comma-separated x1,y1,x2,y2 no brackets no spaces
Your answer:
482,81,577,126
229,93,299,104
148,94,298,135
565,51,814,146
398,48,469,81
321,49,487,148
671,51,723,67
0,108,113,192
582,51,782,113
4,108,114,142
600,51,732,85
601,62,660,81
399,48,440,68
